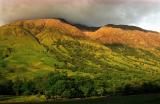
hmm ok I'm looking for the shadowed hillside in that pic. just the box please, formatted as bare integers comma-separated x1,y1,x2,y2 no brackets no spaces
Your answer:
74,24,100,32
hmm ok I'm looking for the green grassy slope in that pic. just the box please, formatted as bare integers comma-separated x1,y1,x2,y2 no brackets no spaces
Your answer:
0,19,160,98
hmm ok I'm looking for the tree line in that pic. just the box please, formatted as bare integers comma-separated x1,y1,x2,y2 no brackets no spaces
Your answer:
1,71,160,98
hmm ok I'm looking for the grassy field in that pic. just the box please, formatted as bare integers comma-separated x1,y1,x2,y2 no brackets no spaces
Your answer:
0,94,160,104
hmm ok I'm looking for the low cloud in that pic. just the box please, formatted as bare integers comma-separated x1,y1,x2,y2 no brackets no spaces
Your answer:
0,0,160,31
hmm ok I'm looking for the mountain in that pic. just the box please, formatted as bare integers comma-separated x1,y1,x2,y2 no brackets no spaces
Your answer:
85,24,160,48
0,19,160,98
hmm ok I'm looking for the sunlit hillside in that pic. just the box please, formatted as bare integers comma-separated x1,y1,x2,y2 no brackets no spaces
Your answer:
85,25,160,48
0,19,160,99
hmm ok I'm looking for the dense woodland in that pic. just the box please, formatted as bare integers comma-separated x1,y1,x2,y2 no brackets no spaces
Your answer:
1,71,160,98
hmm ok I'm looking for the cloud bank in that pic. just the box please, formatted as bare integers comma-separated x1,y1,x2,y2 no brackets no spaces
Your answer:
0,0,160,31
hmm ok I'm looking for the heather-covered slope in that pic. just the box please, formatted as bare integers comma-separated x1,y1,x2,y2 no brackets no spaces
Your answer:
8,19,86,38
0,19,160,98
85,25,160,48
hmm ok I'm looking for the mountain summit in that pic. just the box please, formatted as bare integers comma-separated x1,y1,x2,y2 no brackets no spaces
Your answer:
3,19,160,49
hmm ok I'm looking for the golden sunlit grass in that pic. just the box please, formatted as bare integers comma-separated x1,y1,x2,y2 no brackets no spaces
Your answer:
85,26,160,48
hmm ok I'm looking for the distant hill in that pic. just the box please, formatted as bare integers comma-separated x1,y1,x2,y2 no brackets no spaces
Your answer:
105,24,159,33
0,19,160,98
85,24,160,48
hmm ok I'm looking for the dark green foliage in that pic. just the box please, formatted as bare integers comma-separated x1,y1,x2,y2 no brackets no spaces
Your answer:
74,76,94,97
106,43,137,56
117,81,160,95
1,71,160,99
0,79,13,95
20,80,35,95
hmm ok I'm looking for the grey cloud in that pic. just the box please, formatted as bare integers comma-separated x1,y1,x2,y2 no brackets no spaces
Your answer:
0,0,160,28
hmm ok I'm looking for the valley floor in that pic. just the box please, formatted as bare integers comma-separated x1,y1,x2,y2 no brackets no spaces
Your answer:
0,94,160,104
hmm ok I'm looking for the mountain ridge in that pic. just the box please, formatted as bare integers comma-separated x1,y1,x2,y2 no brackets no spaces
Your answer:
51,18,160,33
2,18,160,49
2,18,159,33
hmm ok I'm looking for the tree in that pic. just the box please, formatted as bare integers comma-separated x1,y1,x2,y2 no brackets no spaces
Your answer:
94,80,105,96
80,79,93,97
73,75,94,97
0,78,13,95
62,89,71,98
48,80,66,97
45,71,67,98
33,76,46,95
21,80,35,95
12,77,23,96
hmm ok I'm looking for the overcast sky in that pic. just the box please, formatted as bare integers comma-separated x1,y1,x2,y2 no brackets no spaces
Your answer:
0,0,160,31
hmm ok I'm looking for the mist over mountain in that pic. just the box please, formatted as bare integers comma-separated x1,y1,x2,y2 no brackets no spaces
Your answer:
0,0,160,31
